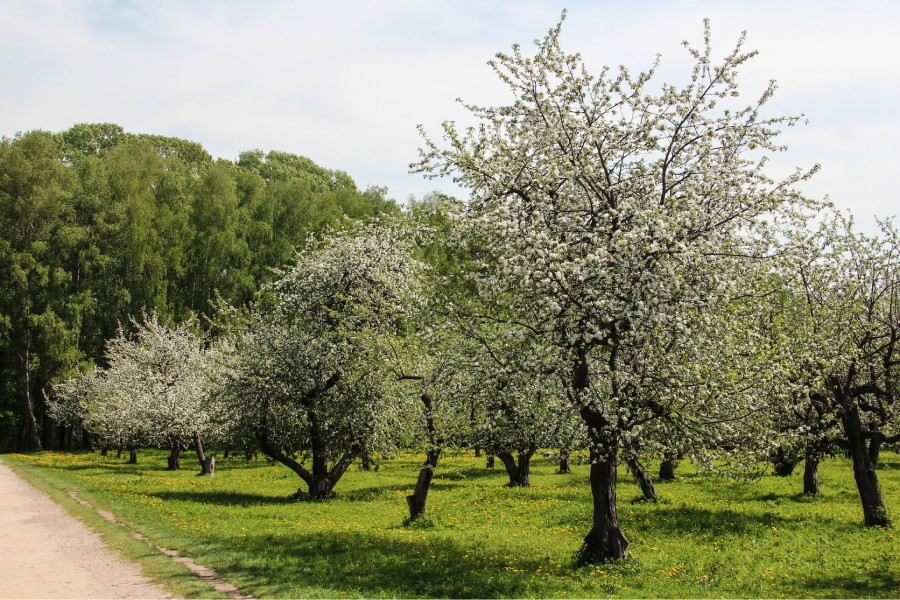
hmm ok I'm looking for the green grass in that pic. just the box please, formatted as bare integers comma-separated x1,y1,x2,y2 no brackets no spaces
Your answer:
3,450,899,598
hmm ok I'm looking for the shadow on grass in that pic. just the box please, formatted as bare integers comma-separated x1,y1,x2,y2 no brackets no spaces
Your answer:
217,530,547,598
804,568,899,597
152,490,295,507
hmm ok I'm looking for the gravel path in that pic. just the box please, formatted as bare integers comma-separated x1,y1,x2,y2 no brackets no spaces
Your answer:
0,458,173,599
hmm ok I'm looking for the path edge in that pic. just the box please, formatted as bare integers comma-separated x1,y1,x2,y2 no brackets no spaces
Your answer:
0,455,228,600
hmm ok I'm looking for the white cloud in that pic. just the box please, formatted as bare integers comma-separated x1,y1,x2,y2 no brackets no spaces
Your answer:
1,0,897,229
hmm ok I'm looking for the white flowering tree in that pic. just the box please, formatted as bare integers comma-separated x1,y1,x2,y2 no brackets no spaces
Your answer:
224,221,426,498
414,16,816,560
51,314,224,473
778,214,900,525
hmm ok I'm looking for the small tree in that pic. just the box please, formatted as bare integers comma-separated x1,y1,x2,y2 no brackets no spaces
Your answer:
224,221,426,498
51,314,223,474
415,15,815,559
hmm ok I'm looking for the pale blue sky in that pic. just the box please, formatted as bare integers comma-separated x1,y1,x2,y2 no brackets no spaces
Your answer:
1,1,897,232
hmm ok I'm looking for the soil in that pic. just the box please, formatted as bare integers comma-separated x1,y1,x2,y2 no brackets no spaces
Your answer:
0,458,173,599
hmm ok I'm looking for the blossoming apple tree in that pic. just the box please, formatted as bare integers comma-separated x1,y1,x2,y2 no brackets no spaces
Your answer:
223,221,427,498
414,16,817,559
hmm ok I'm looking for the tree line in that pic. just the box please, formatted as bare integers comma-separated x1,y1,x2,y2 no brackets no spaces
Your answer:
13,16,900,564
0,122,399,453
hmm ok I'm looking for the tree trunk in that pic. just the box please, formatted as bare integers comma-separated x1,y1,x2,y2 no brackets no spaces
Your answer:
773,446,797,476
627,457,658,501
486,454,495,468
558,449,571,474
193,431,213,476
167,443,181,470
101,447,109,457
223,449,229,459
361,454,372,471
659,452,678,480
407,449,440,519
497,447,534,486
474,446,481,457
803,458,819,495
868,436,882,469
582,447,628,560
117,447,123,459
82,426,94,452
16,348,42,453
840,402,889,526
129,448,138,464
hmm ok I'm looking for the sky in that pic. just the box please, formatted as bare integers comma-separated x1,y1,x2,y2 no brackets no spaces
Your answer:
1,0,898,233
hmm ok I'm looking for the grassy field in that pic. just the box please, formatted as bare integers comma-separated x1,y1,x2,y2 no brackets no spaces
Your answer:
3,449,898,599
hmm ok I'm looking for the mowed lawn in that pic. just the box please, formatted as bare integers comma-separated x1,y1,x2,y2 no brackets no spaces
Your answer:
4,450,898,598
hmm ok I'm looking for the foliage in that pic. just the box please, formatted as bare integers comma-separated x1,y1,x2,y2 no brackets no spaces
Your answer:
49,314,224,453
414,14,818,557
222,221,426,496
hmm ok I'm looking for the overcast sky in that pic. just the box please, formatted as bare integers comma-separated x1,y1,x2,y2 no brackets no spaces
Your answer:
1,0,897,233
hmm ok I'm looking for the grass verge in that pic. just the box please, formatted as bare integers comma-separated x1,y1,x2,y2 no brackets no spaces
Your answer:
2,450,898,598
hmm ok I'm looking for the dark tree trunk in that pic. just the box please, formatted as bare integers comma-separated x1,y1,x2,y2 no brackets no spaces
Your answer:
558,449,571,474
407,449,441,519
497,446,535,486
117,447,123,459
82,426,94,452
223,450,229,459
129,448,138,464
486,454,495,468
868,436,882,469
659,452,678,480
773,446,797,476
193,431,213,476
361,454,372,471
167,443,181,470
627,457,658,501
803,457,819,495
575,345,628,561
405,386,444,519
101,447,109,457
474,446,481,457
582,446,628,560
16,347,42,453
839,402,889,526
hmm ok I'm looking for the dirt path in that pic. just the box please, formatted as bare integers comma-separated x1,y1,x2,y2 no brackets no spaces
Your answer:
0,458,173,599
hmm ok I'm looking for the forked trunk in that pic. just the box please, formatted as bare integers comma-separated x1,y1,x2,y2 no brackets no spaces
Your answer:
583,448,628,560
627,457,657,501
840,403,889,526
558,449,571,474
407,449,441,519
659,452,678,480
803,458,819,495
497,447,535,486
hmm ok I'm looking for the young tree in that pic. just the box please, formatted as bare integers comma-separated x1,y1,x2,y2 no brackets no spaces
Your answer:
223,221,426,498
414,16,816,559
51,314,224,474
